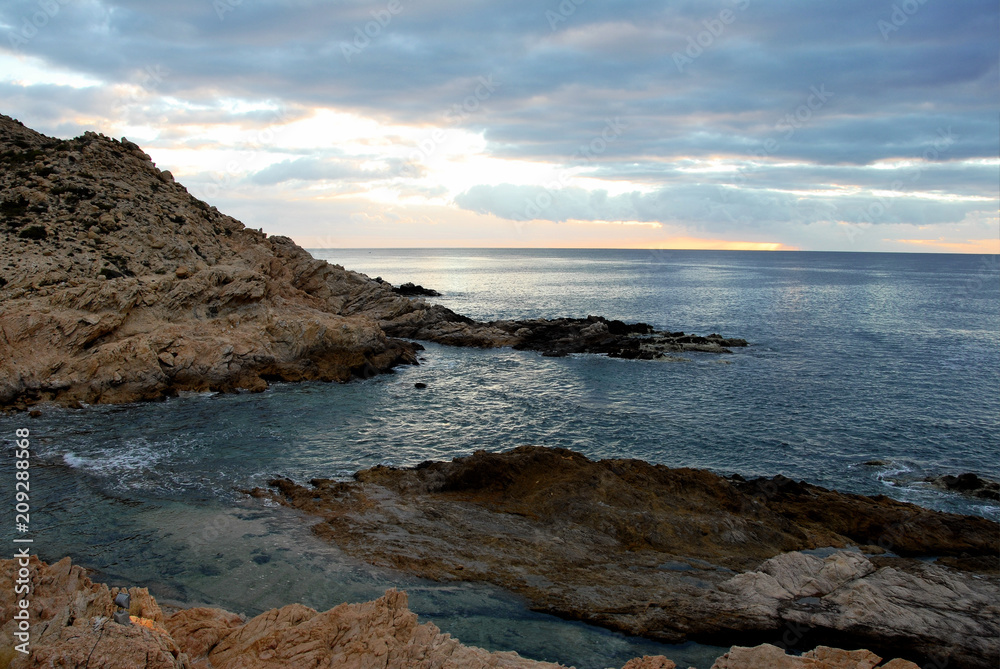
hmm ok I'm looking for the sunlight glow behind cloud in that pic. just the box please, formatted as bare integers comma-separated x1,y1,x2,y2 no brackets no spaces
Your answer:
0,0,996,251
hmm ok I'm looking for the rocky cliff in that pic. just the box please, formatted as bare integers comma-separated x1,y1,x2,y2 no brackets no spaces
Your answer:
0,556,927,669
0,114,747,410
264,446,1000,669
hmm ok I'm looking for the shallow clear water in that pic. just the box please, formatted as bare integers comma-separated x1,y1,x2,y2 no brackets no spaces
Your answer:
2,249,998,668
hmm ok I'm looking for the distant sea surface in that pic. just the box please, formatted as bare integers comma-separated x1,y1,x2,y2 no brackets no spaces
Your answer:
4,250,998,668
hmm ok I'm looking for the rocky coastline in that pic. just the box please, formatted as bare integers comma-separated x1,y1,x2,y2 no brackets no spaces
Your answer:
262,446,1000,669
4,114,996,667
0,556,940,669
0,114,746,410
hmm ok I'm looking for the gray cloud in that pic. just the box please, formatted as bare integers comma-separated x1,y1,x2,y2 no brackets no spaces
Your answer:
454,182,994,233
1,0,997,248
247,155,415,185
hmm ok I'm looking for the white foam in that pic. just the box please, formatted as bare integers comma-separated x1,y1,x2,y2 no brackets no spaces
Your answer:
875,463,912,486
62,452,87,468
59,439,180,484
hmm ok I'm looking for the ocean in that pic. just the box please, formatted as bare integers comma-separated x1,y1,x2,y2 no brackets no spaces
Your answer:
3,249,998,668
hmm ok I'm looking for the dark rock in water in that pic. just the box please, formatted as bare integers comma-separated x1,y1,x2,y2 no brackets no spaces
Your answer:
863,460,889,466
414,382,427,389
393,282,442,297
265,446,1000,669
488,315,747,359
925,473,1000,501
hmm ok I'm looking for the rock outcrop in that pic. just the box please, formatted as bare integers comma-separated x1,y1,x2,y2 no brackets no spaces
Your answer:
923,473,999,501
480,316,746,358
0,114,748,409
0,557,937,669
390,281,442,297
263,446,1000,669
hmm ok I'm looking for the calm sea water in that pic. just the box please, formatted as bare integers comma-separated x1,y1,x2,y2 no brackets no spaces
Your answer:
3,249,998,668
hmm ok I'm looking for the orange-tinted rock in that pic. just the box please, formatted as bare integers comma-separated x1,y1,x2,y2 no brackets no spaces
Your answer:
622,657,677,669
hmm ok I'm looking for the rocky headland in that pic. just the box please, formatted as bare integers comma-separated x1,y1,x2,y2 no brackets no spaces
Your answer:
0,556,934,669
0,114,746,410
263,446,1000,669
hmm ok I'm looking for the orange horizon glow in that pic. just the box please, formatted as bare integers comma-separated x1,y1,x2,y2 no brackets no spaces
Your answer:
641,237,797,251
895,238,1000,254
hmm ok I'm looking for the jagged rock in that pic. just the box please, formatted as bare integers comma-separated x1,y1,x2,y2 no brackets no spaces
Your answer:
27,623,189,669
0,557,563,668
0,556,190,668
200,590,567,669
265,446,1000,669
163,607,243,669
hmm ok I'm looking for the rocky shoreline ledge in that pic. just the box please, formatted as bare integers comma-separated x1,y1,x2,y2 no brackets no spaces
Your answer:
0,556,941,668
261,446,1000,669
0,114,746,410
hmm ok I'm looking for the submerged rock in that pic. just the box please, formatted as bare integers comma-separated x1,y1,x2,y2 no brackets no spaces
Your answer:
265,446,999,669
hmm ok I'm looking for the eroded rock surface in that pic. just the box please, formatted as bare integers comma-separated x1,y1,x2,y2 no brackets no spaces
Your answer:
265,446,999,669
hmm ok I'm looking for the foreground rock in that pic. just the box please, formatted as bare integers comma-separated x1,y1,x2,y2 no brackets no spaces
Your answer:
0,556,565,668
264,446,1000,669
0,557,930,669
0,115,748,409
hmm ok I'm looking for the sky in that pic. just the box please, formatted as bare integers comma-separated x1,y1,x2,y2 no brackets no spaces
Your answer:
1,0,997,252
